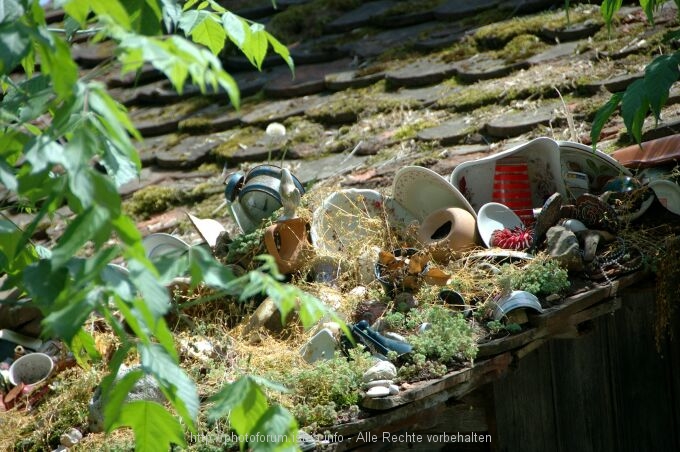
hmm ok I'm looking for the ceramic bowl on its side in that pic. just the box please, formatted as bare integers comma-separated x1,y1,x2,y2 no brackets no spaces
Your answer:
142,233,191,259
477,202,524,248
649,180,680,215
558,140,632,199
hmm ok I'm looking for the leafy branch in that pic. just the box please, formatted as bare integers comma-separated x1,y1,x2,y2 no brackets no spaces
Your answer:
589,0,680,147
0,1,324,451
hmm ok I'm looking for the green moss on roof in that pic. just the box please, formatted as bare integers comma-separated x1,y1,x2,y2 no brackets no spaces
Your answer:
474,5,602,49
267,0,362,43
499,34,549,63
212,127,262,161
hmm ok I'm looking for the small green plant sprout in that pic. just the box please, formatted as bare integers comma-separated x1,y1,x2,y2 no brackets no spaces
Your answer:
497,255,570,297
405,305,478,364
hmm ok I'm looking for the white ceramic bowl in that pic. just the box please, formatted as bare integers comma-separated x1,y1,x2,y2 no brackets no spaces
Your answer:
477,202,524,248
558,140,632,197
649,180,680,215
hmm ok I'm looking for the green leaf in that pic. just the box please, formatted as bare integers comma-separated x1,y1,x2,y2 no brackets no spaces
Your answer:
62,0,90,25
1,74,54,124
112,215,145,254
154,252,190,285
221,11,247,48
600,0,623,34
160,0,182,32
21,259,66,304
621,78,649,144
0,219,37,273
50,206,111,268
0,158,17,192
0,0,24,23
208,376,269,442
101,262,135,301
103,367,144,432
126,258,170,319
32,30,78,100
43,290,101,342
245,23,268,70
267,32,294,75
138,342,199,426
0,23,31,74
251,406,298,452
91,0,132,31
188,245,235,289
590,92,622,149
69,327,101,368
639,0,657,25
111,401,187,451
188,12,226,55
120,0,163,35
644,53,680,121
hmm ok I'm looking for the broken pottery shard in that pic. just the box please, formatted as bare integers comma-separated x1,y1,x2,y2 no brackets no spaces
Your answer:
187,213,226,248
300,328,337,363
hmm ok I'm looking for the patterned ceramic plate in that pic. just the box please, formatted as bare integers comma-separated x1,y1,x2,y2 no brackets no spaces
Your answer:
557,140,632,199
311,189,417,254
392,166,476,222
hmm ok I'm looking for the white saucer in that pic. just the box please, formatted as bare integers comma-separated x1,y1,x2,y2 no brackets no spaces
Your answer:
142,233,191,259
392,166,476,222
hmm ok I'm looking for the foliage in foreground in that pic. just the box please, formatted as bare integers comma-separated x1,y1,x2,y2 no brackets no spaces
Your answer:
0,1,335,451
587,0,680,147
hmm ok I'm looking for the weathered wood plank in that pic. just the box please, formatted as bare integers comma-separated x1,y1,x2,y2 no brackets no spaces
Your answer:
492,345,558,452
477,272,643,359
333,353,512,438
360,353,512,410
549,315,618,452
611,283,678,452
